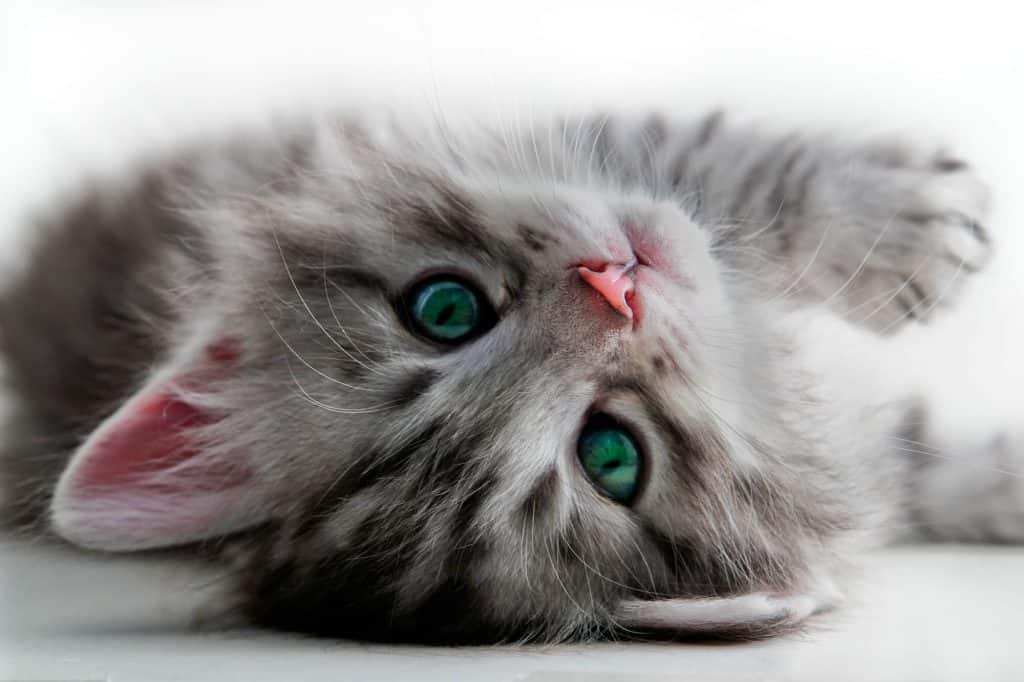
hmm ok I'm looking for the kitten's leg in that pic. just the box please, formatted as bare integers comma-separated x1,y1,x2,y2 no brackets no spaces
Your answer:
827,389,1024,544
908,430,1024,543
574,113,993,334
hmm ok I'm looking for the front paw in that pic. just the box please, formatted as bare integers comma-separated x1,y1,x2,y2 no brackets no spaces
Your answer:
806,145,992,334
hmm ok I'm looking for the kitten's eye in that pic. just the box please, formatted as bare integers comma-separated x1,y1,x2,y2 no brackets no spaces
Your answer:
405,276,495,344
578,416,641,504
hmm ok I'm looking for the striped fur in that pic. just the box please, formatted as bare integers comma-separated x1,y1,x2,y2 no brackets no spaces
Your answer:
0,111,1000,642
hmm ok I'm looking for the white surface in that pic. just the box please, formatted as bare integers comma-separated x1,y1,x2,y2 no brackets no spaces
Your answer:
2,0,1023,680
4,539,1024,681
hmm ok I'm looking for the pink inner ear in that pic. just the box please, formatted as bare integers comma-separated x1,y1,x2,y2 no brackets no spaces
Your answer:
73,393,212,488
52,339,264,551
66,389,250,501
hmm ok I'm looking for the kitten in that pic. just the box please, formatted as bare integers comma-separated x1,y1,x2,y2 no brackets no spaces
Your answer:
0,111,1008,643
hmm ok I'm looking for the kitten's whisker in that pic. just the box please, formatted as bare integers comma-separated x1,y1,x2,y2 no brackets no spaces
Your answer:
623,533,662,599
545,110,560,185
635,117,662,197
425,67,459,166
760,160,859,306
889,444,1024,479
819,210,899,308
524,114,568,229
542,523,589,620
320,253,386,375
284,358,396,415
732,192,789,245
584,114,612,190
518,494,536,594
840,273,924,319
879,256,966,335
769,214,839,304
264,314,376,392
856,239,943,326
563,523,597,615
325,279,394,331
687,381,800,477
567,116,589,186
268,219,378,373
557,518,634,593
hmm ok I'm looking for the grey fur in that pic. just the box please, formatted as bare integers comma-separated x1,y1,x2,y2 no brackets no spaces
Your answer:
0,112,1003,643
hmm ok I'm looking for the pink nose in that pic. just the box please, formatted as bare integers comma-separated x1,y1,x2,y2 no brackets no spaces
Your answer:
577,262,636,319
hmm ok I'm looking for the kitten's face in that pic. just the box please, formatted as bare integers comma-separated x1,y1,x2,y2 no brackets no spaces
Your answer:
205,141,845,643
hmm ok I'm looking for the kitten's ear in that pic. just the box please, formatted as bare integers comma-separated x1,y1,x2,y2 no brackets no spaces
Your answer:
50,336,268,552
615,581,841,640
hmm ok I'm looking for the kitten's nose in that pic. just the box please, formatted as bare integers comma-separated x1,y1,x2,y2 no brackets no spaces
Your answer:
577,261,636,319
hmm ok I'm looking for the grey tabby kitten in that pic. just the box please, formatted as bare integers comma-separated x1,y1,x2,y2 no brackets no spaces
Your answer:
0,111,1007,643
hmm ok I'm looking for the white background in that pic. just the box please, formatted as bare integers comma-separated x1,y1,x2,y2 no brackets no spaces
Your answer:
2,1,1023,680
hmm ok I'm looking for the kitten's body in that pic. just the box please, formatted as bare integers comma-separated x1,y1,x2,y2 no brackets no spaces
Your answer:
0,112,1010,642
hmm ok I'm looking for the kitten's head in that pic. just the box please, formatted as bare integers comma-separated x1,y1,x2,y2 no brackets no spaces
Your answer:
51,121,850,642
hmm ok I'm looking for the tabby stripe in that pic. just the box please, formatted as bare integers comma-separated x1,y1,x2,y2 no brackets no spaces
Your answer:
695,110,724,149
412,188,529,295
295,418,444,537
517,466,560,523
389,367,440,408
730,135,798,221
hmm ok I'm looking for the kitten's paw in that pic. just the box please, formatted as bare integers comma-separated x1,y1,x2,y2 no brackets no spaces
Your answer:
809,145,992,334
913,431,1024,542
615,574,843,639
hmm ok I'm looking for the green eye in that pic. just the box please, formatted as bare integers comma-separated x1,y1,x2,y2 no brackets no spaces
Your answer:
408,277,490,344
578,419,641,504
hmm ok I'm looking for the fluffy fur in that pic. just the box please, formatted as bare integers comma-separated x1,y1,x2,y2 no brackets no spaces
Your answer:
0,111,1010,643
